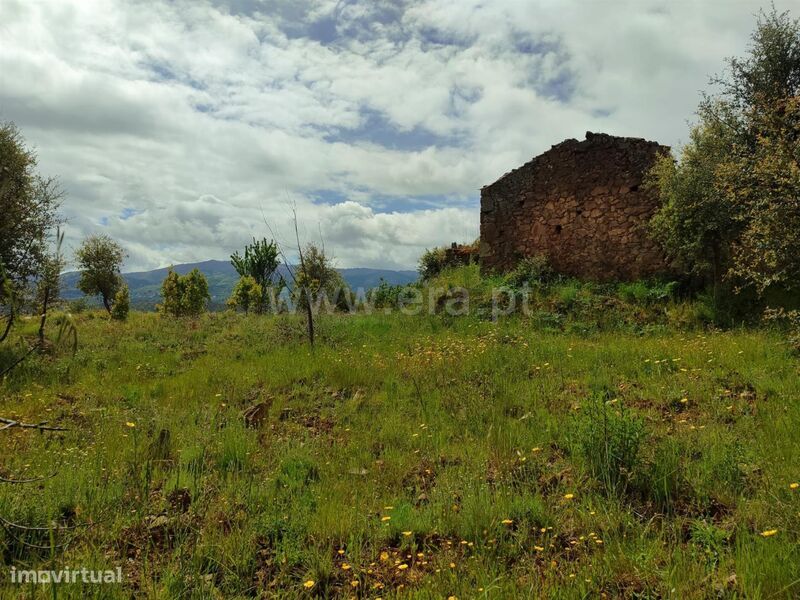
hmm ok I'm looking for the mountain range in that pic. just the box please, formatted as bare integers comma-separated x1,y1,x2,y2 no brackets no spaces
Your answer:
60,260,418,310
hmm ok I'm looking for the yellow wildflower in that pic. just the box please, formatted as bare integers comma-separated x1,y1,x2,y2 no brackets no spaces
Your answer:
761,529,778,537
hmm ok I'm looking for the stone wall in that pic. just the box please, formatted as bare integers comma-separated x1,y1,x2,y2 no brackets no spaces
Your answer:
479,132,671,281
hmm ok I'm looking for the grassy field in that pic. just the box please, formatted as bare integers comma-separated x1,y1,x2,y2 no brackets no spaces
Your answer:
1,298,800,598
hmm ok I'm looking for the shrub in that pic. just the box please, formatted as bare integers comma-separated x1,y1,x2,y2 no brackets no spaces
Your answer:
159,268,210,317
505,255,556,288
292,243,353,313
110,285,130,321
418,241,479,281
66,297,89,314
764,307,800,354
418,247,448,281
574,393,647,496
369,279,408,309
617,280,679,305
553,281,582,311
227,275,263,314
230,237,283,312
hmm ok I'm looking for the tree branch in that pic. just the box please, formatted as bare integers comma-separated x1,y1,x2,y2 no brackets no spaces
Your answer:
0,417,67,432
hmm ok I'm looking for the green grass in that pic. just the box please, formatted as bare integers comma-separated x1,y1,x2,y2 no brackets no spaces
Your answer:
1,307,799,598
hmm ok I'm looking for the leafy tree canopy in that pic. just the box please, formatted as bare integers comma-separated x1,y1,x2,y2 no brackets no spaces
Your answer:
75,234,126,312
649,7,800,294
0,122,62,290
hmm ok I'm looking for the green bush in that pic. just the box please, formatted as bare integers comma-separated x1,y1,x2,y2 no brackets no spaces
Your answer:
159,268,210,317
418,247,448,281
418,241,479,281
764,307,800,354
110,285,130,321
368,279,406,309
505,255,556,288
66,297,89,314
617,280,678,305
553,281,582,311
574,393,647,496
227,275,262,314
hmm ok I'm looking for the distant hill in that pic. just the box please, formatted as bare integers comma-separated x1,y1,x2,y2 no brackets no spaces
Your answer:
60,260,418,310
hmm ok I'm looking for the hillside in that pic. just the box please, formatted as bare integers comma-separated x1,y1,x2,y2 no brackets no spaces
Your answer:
60,260,418,309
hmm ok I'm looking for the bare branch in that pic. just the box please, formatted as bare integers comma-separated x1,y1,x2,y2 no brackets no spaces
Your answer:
0,417,67,432
0,342,39,379
0,472,56,484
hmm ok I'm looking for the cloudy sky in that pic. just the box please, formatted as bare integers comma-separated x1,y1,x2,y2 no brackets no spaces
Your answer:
0,0,787,271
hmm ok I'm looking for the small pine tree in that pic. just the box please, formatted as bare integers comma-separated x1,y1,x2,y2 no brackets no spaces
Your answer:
159,268,210,317
159,268,184,317
110,285,130,321
227,276,262,314
182,269,210,316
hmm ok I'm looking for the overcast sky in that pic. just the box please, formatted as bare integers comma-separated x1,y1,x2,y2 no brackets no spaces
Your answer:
0,0,787,271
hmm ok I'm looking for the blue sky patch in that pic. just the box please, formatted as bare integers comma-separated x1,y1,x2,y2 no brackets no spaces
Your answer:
326,107,463,151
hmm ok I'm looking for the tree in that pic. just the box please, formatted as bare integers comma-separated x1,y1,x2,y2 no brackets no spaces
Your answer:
649,7,800,295
647,115,739,289
110,285,131,321
230,238,283,312
227,275,262,314
708,6,800,131
721,97,800,292
292,242,351,313
159,268,210,317
0,122,62,337
75,234,126,313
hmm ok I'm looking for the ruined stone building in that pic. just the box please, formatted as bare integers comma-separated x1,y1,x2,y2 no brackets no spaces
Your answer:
479,132,670,281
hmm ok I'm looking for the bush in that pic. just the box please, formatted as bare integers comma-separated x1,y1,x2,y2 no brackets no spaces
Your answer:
66,297,89,314
418,241,479,281
110,285,130,321
227,275,263,314
418,247,448,281
764,307,800,354
369,279,408,309
617,280,679,305
292,243,354,313
574,393,647,496
159,268,210,317
505,255,556,288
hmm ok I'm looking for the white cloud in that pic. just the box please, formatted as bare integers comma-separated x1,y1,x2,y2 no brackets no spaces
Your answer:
0,0,786,270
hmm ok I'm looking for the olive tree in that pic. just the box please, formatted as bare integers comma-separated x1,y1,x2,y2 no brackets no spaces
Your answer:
0,121,62,337
75,234,126,313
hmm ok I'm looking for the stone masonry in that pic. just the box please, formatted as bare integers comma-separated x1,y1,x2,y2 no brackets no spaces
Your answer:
480,132,671,281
